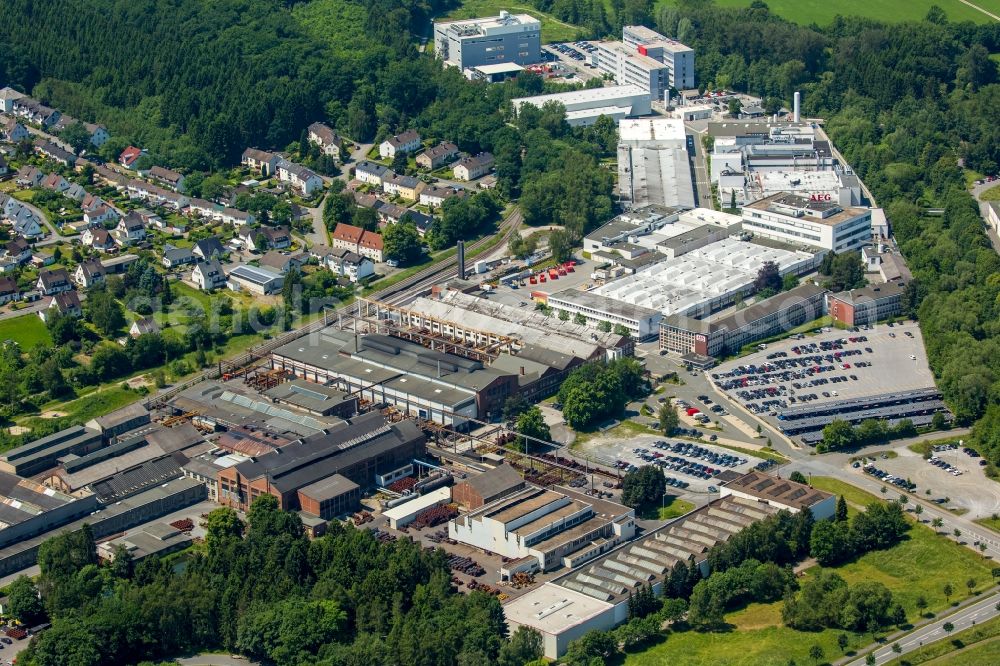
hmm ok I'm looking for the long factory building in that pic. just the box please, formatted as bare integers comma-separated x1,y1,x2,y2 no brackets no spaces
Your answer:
504,472,834,658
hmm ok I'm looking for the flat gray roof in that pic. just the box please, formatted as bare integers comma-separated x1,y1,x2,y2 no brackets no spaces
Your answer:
548,289,661,323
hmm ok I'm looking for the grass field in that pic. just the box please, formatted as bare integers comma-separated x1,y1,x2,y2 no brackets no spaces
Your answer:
808,475,883,511
886,615,1000,665
975,515,1000,533
981,183,1000,201
653,0,997,25
16,386,141,438
444,0,582,43
658,496,695,520
625,602,868,666
0,315,52,349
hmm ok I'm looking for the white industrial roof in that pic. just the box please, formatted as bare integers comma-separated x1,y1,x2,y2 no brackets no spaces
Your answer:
619,118,686,145
593,237,815,316
513,85,649,110
678,208,743,228
504,582,613,634
229,264,281,285
383,486,452,523
473,62,526,75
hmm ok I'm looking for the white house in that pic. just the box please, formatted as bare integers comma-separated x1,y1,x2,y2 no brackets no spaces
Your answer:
453,152,495,181
276,160,324,196
87,123,110,148
81,227,115,251
354,161,391,187
379,130,421,159
326,248,375,283
241,148,281,176
73,259,106,288
192,259,227,291
115,212,147,244
39,291,81,322
12,215,44,241
2,119,29,143
129,317,159,338
83,204,119,227
307,122,341,158
162,244,195,268
37,268,73,295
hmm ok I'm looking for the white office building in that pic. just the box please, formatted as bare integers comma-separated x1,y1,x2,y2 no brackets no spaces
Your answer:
434,11,541,70
594,41,670,100
741,192,873,253
622,25,695,90
512,85,652,127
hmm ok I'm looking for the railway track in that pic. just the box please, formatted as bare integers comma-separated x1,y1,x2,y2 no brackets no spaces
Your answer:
147,208,522,407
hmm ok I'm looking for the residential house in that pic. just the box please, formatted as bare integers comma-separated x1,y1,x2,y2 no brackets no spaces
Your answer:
353,192,382,209
420,185,467,208
115,212,147,245
382,173,426,201
191,259,227,291
80,193,104,212
0,276,19,305
34,140,76,166
12,98,60,127
453,152,495,181
416,142,459,170
162,244,195,269
2,238,32,266
0,156,6,177
86,123,110,148
82,204,119,227
92,165,129,190
374,203,408,225
82,227,115,251
40,173,70,195
149,166,185,192
73,259,106,288
36,268,73,296
307,123,341,158
1,119,28,143
379,130,421,159
39,291,81,322
192,237,226,262
276,160,324,196
258,250,304,275
126,179,189,210
63,183,87,202
12,214,44,241
354,161,391,187
0,87,25,113
396,209,434,236
129,317,158,338
262,226,291,250
326,247,375,283
15,166,43,187
119,146,145,169
219,207,253,226
331,222,383,263
241,148,281,177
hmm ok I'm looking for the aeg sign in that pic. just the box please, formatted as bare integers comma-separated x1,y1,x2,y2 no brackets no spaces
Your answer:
810,194,832,202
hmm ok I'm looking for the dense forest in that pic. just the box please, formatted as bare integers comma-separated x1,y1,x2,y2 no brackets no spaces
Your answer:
15,497,543,666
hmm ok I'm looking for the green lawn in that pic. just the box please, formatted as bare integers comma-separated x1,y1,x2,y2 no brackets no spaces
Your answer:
17,386,141,437
658,496,694,520
445,0,582,43
885,615,1000,665
808,475,883,511
806,522,995,617
626,601,869,666
975,515,1000,534
981,183,1000,202
0,314,52,348
653,0,996,25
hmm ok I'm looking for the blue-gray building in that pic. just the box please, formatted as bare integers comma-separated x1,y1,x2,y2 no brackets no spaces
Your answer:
434,11,541,70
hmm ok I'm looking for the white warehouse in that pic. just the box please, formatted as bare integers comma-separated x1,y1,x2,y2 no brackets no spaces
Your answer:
511,85,652,127
741,192,873,253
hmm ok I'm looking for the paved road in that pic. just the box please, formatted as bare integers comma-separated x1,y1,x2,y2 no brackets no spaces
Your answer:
175,655,259,666
686,123,713,208
843,590,1000,666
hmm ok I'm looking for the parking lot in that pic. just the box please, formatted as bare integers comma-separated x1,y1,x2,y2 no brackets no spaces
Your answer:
710,321,939,441
854,444,1000,518
574,432,765,494
541,41,601,82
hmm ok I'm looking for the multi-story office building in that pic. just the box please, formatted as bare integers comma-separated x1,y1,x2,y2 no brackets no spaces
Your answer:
434,11,541,70
741,192,873,252
595,42,670,100
622,25,695,90
827,283,904,327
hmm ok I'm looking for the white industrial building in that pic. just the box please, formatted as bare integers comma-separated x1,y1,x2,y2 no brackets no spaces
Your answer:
584,205,741,261
589,237,817,319
505,472,833,659
433,11,541,70
622,25,695,90
384,486,453,529
448,486,635,573
742,170,863,208
511,85,651,127
741,192,873,252
545,289,663,340
617,118,695,209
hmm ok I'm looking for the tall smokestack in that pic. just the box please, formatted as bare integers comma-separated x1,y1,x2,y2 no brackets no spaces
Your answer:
793,91,801,123
457,240,466,280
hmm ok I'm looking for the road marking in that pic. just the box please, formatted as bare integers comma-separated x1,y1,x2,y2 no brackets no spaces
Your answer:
956,0,1000,21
